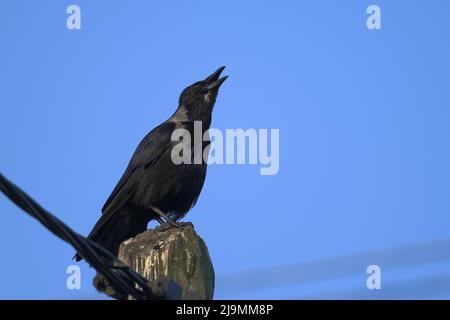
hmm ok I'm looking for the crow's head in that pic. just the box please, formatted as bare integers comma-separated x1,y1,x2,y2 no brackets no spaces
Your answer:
178,66,228,112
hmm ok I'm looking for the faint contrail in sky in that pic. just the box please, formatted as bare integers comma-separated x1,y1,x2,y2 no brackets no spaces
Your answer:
216,238,450,294
304,273,450,299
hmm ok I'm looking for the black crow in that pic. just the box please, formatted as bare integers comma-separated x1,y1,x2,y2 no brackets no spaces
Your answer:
75,67,227,261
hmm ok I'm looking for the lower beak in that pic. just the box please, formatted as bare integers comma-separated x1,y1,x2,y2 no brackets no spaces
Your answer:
205,66,226,84
207,76,228,90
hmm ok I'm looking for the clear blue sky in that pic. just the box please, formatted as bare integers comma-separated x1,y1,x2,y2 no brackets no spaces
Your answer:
1,0,450,299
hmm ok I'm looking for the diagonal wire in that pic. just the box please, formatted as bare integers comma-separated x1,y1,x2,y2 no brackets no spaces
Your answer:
0,172,161,300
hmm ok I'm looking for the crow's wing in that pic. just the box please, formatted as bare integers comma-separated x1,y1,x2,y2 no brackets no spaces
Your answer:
87,121,176,239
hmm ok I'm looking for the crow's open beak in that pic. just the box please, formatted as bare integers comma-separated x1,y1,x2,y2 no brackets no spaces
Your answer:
205,66,228,90
207,76,228,90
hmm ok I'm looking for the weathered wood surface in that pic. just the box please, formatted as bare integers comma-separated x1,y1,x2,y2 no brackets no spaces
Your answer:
93,222,215,300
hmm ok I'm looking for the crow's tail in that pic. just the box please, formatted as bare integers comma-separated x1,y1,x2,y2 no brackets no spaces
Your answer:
74,207,151,261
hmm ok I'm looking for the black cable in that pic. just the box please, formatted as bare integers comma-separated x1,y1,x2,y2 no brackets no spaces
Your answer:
0,173,161,300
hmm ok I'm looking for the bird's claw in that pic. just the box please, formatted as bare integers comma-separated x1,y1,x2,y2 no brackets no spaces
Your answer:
158,220,183,232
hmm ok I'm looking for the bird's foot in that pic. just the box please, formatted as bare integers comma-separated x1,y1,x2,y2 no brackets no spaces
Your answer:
149,205,183,231
157,219,183,232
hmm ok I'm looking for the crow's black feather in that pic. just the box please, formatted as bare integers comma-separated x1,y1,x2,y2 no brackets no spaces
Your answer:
75,67,227,261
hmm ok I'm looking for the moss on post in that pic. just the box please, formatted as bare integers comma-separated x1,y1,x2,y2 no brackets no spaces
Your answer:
94,222,215,300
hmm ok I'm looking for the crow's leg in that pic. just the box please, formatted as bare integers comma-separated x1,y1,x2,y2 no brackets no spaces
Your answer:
149,205,182,229
150,205,172,222
155,216,165,224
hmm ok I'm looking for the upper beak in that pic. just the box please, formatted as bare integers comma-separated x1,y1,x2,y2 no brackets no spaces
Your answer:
205,66,228,90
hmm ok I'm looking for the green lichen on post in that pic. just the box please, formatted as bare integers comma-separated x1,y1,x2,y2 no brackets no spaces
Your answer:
118,222,215,300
